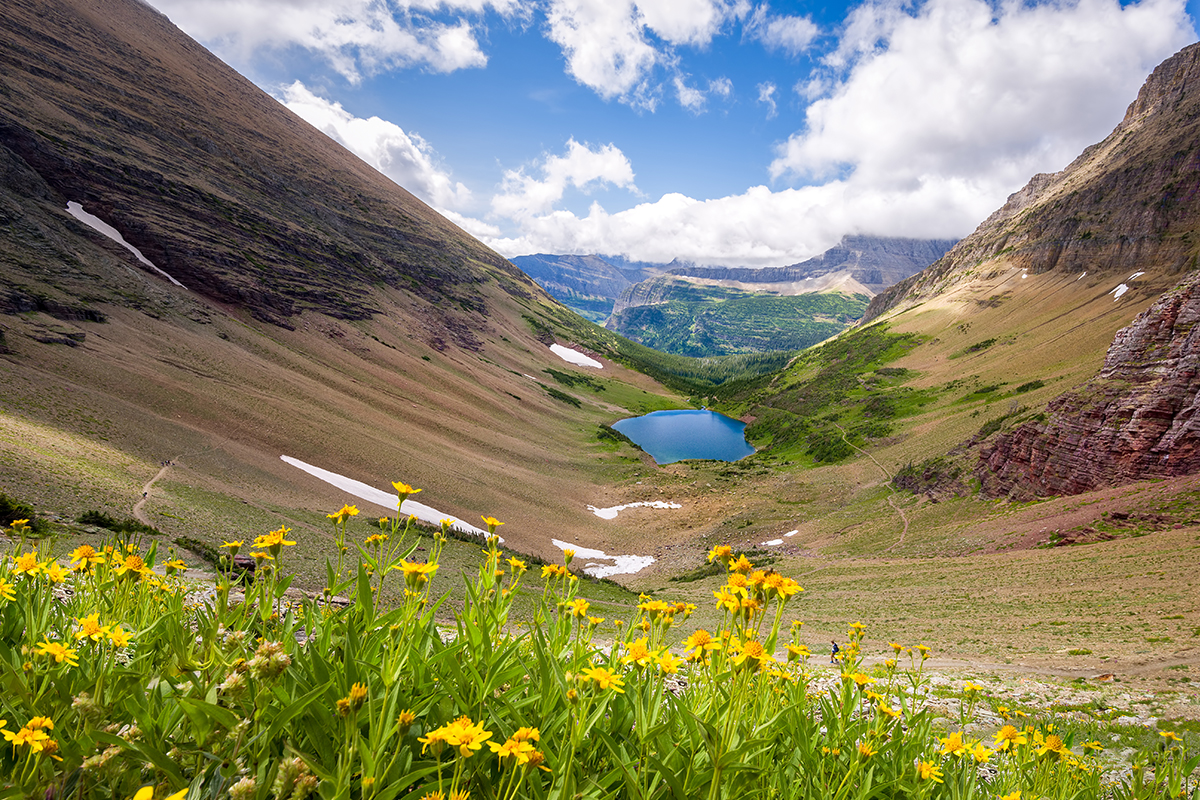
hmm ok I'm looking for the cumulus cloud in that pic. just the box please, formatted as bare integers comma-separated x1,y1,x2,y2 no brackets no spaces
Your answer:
746,4,819,56
491,139,638,219
757,81,778,118
147,0,514,82
482,179,979,266
278,81,472,211
771,0,1194,190
485,0,1194,267
543,0,744,106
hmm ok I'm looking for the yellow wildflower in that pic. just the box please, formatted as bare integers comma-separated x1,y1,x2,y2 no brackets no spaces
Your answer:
940,732,968,757
707,544,732,564
69,545,104,571
489,737,536,765
994,725,1027,750
327,505,359,524
43,562,67,584
730,639,773,672
11,551,42,578
917,760,943,783
114,554,147,580
480,516,504,534
398,559,438,591
392,481,422,502
107,626,133,648
0,578,14,601
75,613,111,642
971,743,994,763
34,639,79,666
656,651,685,675
623,637,656,667
683,629,721,661
728,554,754,574
580,665,625,693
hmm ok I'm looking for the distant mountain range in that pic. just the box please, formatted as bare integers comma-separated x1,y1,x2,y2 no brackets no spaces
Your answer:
512,237,956,356
512,236,956,325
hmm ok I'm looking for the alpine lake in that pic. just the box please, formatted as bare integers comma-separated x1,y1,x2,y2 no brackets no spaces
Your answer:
611,409,754,465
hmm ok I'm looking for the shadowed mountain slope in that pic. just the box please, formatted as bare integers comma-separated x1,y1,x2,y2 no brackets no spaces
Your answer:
0,0,535,334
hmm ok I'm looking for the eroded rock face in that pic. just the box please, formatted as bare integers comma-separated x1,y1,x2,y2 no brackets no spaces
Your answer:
980,272,1200,498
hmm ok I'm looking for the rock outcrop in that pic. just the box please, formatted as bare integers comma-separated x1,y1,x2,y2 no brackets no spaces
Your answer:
980,271,1200,498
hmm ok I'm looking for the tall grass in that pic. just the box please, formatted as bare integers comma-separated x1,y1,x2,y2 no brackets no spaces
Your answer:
0,506,1196,799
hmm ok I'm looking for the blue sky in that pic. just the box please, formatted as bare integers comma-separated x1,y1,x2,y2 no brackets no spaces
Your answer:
146,0,1198,267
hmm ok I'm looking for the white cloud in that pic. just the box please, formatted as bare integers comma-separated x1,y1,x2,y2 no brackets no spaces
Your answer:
637,0,743,45
543,0,745,106
484,0,1196,268
278,81,472,211
746,4,819,56
491,139,638,219
673,74,735,111
544,0,660,104
674,75,708,111
772,0,1194,190
757,81,778,118
483,179,978,267
147,0,513,82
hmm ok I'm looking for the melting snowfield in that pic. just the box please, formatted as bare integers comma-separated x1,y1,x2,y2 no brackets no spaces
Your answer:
66,202,186,288
280,456,490,539
1111,271,1146,301
587,500,682,520
762,530,799,547
279,457,653,576
550,344,602,369
551,539,655,579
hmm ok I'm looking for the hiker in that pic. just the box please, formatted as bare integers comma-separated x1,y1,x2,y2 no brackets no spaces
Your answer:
830,640,840,663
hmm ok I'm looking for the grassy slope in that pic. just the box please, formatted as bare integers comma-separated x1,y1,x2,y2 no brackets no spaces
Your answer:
0,278,691,569
597,256,1200,690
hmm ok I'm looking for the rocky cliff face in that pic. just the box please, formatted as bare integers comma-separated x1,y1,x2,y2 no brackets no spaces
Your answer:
980,270,1200,498
866,43,1200,323
509,254,633,302
672,235,956,295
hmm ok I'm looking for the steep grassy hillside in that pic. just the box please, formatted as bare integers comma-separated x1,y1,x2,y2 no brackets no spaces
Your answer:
0,0,703,565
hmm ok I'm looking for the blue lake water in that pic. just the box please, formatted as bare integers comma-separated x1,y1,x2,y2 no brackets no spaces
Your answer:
612,409,755,465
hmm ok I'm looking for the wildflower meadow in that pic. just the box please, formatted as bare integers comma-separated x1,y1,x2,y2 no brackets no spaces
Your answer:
0,485,1197,800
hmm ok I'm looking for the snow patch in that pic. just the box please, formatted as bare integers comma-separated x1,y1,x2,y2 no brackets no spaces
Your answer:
550,344,602,369
587,501,682,520
66,202,186,288
1021,273,1028,279
1129,271,1145,280
784,530,798,537
280,455,492,539
761,539,783,546
1111,284,1129,301
552,538,654,578
1076,272,1087,281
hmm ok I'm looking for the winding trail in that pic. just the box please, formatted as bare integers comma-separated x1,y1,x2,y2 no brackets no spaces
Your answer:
832,422,911,553
133,460,175,526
